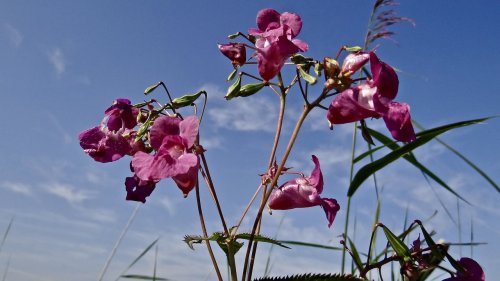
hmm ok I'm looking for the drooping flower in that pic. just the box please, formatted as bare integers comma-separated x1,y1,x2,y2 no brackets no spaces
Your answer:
327,52,416,142
268,155,340,227
104,98,139,131
442,257,485,281
249,8,308,81
79,126,131,163
218,43,247,66
125,174,157,203
132,115,199,197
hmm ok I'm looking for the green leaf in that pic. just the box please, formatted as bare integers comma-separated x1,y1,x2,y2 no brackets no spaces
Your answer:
278,240,342,251
314,62,323,76
413,120,499,193
381,224,411,263
120,274,168,280
347,117,490,197
170,91,204,109
291,54,310,65
121,238,160,275
253,273,364,281
227,68,238,81
238,82,265,97
345,46,363,52
224,75,242,100
298,66,317,85
365,128,467,201
227,32,240,39
235,233,290,249
347,237,363,273
144,82,161,95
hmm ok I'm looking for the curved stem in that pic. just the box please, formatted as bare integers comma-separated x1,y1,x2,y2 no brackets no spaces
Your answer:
242,104,313,281
195,180,223,281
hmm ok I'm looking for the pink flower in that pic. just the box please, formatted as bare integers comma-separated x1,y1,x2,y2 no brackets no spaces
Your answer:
218,43,246,66
341,52,370,77
443,257,485,281
125,174,157,203
104,98,139,131
327,52,416,142
249,8,308,81
132,116,199,197
79,126,131,163
268,155,340,227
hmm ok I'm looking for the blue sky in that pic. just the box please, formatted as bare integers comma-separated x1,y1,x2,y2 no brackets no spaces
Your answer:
0,1,499,280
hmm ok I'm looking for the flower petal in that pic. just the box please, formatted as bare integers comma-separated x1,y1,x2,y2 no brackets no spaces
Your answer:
125,175,156,203
149,116,181,150
309,155,324,193
172,163,199,198
370,52,399,100
383,102,416,143
321,198,340,228
280,12,302,38
255,8,280,33
179,116,199,149
327,84,381,125
79,126,130,163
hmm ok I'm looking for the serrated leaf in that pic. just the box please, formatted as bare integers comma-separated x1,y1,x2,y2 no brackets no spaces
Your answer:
170,91,204,109
381,225,411,263
278,240,342,251
345,46,363,52
225,75,241,100
235,233,290,249
253,273,364,281
298,66,317,85
347,117,490,197
144,82,161,95
120,274,169,280
238,82,265,97
227,68,238,81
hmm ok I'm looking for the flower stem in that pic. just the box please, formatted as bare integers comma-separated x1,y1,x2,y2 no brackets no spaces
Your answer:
194,180,223,281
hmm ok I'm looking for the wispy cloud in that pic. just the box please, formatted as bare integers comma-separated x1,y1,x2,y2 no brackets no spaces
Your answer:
208,96,278,132
48,47,66,76
0,181,32,196
3,24,23,47
43,182,93,204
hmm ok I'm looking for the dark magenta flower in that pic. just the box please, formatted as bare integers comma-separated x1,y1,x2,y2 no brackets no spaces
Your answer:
443,257,485,281
249,8,308,81
132,116,199,197
125,174,157,203
327,52,416,142
104,98,139,131
79,126,131,163
268,155,340,227
218,43,247,66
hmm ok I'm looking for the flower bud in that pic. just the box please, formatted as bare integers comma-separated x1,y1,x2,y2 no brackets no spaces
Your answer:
218,43,246,66
323,57,340,79
341,52,370,77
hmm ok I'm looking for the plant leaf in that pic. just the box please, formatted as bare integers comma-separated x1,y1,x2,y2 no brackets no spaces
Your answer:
347,237,363,273
347,117,490,197
413,120,499,193
278,240,342,251
298,66,317,85
345,46,363,52
235,233,290,249
381,224,411,263
121,237,160,274
253,273,364,281
120,274,168,280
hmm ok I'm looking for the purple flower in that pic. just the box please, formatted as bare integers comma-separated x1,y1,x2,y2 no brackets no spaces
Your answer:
443,257,485,281
249,9,308,81
327,52,416,142
104,98,139,131
218,43,247,66
79,126,131,163
125,174,157,203
268,155,340,227
132,116,199,197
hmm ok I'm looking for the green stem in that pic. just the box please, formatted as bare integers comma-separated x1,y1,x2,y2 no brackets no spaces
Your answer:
341,121,359,274
194,180,223,281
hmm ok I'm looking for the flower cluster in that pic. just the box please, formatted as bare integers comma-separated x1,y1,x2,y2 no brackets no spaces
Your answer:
79,99,200,202
219,8,308,81
327,52,417,143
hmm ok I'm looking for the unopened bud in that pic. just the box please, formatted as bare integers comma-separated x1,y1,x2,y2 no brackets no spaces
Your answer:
323,57,340,79
341,52,369,77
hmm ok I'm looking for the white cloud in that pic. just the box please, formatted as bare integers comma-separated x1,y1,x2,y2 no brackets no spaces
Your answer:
48,47,66,76
0,181,32,196
43,182,94,204
158,196,178,216
3,24,23,47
